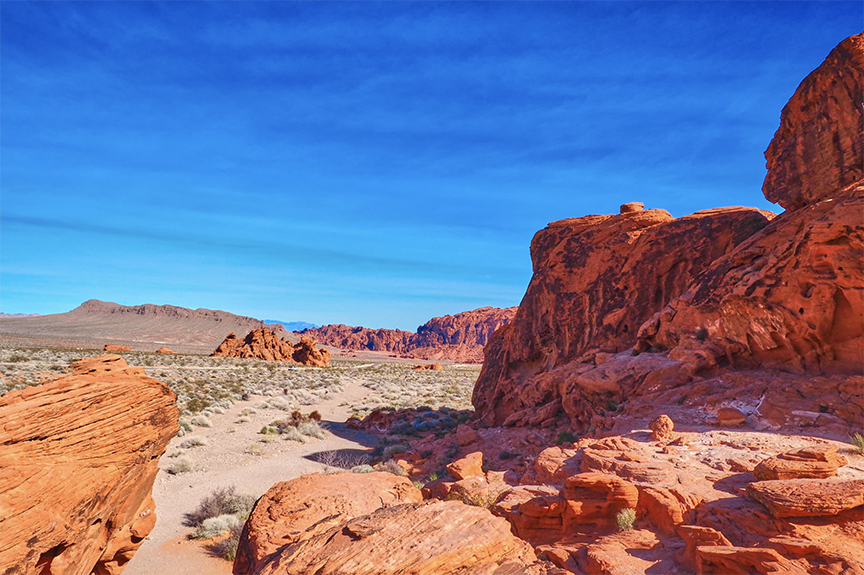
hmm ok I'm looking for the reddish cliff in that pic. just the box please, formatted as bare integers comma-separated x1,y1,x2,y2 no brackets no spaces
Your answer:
212,328,331,367
0,355,178,574
474,33,863,431
300,306,517,363
473,206,773,426
763,34,863,210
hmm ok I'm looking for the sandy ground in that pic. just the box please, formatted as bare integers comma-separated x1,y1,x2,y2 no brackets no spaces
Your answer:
124,375,379,575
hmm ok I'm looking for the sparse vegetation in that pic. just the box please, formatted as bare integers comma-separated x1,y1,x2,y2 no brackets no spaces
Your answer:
167,457,194,474
851,433,864,455
377,459,408,477
557,430,579,445
180,437,208,449
184,486,256,560
695,327,709,341
616,508,636,531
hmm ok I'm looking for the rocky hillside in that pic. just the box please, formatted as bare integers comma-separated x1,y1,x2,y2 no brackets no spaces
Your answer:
299,306,517,363
0,355,178,574
0,299,290,353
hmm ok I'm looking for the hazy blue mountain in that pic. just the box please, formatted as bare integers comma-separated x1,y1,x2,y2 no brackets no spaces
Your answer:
264,320,319,332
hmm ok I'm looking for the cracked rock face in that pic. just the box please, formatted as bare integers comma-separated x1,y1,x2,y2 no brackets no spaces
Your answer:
0,355,178,575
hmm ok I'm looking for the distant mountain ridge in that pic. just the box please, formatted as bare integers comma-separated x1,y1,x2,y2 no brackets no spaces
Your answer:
299,306,518,363
0,299,289,352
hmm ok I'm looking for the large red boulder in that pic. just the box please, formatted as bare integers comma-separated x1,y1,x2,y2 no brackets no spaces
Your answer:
763,33,864,210
0,355,178,574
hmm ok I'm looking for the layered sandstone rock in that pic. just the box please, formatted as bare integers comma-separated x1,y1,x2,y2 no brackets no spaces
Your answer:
0,355,178,575
234,472,422,573
235,473,548,575
155,347,177,354
752,444,847,480
212,329,330,367
746,478,864,518
300,306,517,363
473,206,773,426
763,33,864,210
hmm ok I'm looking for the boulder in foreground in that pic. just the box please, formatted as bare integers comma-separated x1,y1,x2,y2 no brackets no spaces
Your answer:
0,355,178,575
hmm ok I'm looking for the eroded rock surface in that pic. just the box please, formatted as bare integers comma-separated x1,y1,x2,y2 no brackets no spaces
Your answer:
763,33,864,210
473,206,773,427
234,472,422,574
0,355,178,575
212,329,331,367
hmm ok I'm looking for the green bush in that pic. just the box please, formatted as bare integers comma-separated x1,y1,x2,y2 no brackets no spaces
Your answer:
167,457,193,475
184,486,257,528
557,430,579,445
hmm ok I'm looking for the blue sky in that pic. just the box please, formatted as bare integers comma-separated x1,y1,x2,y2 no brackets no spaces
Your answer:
1,2,860,330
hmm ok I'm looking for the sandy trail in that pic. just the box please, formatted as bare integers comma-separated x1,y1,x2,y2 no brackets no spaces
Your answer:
124,374,377,575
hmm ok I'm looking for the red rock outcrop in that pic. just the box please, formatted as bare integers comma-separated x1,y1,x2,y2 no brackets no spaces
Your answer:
245,500,546,575
413,362,443,371
0,355,178,575
154,347,177,354
103,344,131,352
752,444,847,480
234,472,549,575
763,34,864,210
300,306,517,363
746,478,864,518
473,205,773,426
212,329,330,367
234,472,422,574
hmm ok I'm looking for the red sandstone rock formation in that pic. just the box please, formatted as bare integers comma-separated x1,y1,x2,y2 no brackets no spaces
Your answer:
473,205,773,426
0,355,178,574
412,362,443,371
299,306,517,363
763,34,864,210
212,329,330,367
234,472,422,573
155,346,177,354
103,343,131,352
234,473,548,575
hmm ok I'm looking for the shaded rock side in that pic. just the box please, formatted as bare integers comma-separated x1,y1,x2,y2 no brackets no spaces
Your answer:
763,33,864,210
300,306,517,363
0,355,178,575
233,472,422,574
212,329,330,367
473,206,772,425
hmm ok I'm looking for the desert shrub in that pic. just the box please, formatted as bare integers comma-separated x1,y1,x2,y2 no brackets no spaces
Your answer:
695,327,709,341
557,430,579,445
297,420,326,439
616,508,636,531
259,426,279,435
167,457,194,475
351,464,375,474
8,354,29,363
180,437,208,449
851,433,864,455
191,415,212,428
192,514,242,539
446,487,505,509
186,398,211,414
179,419,193,432
281,427,307,443
212,524,243,560
183,486,257,528
499,450,517,460
606,399,619,412
378,459,408,477
246,444,264,456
